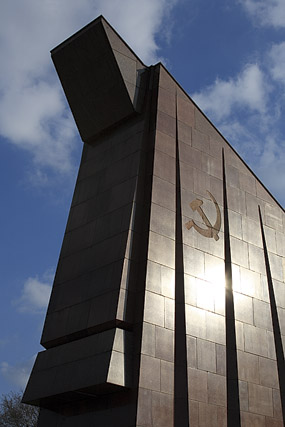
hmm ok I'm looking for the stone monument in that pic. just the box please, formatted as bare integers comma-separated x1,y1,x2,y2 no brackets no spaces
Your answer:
23,16,285,427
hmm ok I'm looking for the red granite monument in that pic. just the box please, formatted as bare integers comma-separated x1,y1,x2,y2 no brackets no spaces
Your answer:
23,16,285,427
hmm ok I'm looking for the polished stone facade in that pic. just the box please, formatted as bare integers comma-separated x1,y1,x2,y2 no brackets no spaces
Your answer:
23,16,285,427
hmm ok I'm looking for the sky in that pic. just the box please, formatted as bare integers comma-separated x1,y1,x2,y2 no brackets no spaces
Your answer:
0,0,285,396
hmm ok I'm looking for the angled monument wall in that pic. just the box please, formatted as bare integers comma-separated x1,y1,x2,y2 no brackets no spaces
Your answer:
23,16,285,427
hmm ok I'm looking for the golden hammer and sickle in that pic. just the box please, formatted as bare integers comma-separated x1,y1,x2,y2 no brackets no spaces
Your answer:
185,191,221,241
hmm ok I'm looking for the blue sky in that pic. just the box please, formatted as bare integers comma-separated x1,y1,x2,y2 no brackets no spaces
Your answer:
0,0,285,395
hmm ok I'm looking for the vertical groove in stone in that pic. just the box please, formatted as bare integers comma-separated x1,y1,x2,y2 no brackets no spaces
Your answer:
131,65,160,426
222,149,241,427
258,206,285,422
174,92,190,427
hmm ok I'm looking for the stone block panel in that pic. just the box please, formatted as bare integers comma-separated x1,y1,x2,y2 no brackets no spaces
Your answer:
23,328,133,406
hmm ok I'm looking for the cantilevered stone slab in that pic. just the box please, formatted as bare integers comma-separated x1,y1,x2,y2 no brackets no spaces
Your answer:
51,16,147,142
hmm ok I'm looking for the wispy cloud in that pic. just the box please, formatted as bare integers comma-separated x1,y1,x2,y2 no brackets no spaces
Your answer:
240,0,285,28
0,356,36,390
0,0,177,180
218,120,262,158
192,64,268,122
268,41,285,85
14,271,53,314
191,51,285,204
94,0,177,64
255,135,285,196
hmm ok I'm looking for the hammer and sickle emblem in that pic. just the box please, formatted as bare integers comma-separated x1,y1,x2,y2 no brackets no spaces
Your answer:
185,191,221,241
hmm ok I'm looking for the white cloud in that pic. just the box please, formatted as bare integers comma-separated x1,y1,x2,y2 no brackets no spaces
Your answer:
14,272,53,314
219,120,262,157
268,42,285,84
0,356,36,389
192,64,268,121
0,0,177,177
220,120,285,202
191,57,285,206
240,0,285,28
255,136,285,198
95,0,176,64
